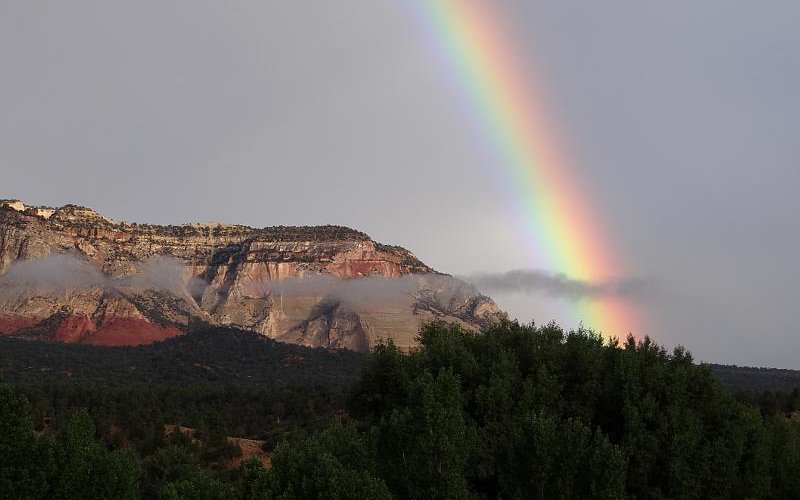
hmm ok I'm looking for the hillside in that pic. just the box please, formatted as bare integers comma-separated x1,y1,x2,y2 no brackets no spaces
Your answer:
0,328,364,452
0,326,362,388
4,324,800,395
707,363,800,393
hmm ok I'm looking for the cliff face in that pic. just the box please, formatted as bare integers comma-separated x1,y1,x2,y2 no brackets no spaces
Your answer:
0,200,503,351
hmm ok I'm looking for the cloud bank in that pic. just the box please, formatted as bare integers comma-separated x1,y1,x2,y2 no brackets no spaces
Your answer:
464,269,657,301
0,254,192,293
0,254,107,288
0,254,476,309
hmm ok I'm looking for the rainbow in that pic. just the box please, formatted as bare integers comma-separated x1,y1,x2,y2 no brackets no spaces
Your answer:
413,1,642,337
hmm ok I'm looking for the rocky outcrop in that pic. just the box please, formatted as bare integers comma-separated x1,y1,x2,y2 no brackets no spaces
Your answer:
0,199,504,351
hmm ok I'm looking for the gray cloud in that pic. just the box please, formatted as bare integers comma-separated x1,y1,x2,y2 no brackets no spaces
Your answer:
0,255,478,311
0,254,107,289
0,254,191,295
464,269,658,301
125,256,195,294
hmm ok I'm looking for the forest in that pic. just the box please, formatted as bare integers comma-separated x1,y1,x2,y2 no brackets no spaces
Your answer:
1,321,799,499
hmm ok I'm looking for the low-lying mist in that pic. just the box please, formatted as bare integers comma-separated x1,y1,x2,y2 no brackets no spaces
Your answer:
0,254,193,296
464,269,658,302
0,254,481,309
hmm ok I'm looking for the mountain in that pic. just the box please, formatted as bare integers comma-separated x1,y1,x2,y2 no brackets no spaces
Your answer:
0,199,503,350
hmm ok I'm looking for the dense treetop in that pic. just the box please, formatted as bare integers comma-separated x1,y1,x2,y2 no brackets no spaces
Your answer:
1,320,799,499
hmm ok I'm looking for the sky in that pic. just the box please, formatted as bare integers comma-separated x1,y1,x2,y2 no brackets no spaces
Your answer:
1,1,798,368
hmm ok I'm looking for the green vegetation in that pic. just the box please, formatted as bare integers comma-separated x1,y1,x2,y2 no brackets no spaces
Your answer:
708,363,800,393
1,321,799,498
0,327,362,387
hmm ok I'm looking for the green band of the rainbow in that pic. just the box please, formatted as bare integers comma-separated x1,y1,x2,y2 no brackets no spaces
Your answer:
414,0,642,337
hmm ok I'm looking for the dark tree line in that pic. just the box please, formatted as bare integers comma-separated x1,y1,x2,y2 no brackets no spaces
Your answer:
2,320,800,498
326,321,800,499
0,327,362,388
708,363,800,394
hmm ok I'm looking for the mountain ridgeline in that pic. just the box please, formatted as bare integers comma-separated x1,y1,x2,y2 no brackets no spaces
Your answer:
0,199,503,351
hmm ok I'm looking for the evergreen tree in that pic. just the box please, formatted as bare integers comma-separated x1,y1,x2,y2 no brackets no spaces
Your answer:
162,473,236,500
374,369,473,500
50,409,140,500
0,385,51,500
260,435,391,500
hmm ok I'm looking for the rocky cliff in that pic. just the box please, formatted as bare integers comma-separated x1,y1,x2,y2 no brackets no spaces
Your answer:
0,199,503,351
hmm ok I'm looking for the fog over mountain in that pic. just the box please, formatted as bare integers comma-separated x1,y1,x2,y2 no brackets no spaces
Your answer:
1,1,798,367
0,202,503,350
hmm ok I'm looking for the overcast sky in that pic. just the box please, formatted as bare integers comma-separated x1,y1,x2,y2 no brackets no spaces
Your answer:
1,1,798,368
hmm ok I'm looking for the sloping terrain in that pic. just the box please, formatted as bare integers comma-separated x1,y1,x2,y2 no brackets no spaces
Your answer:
706,363,800,393
0,326,362,387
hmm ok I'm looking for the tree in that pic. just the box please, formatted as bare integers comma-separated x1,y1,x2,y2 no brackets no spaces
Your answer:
374,370,474,500
162,473,236,500
0,385,51,500
239,458,271,500
262,435,391,500
765,416,800,499
50,409,140,500
142,444,202,499
489,412,625,500
348,340,410,422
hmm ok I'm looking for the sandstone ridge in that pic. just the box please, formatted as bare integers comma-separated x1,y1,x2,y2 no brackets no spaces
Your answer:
0,199,504,351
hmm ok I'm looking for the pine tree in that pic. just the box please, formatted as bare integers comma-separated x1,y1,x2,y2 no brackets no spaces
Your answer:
0,385,51,500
